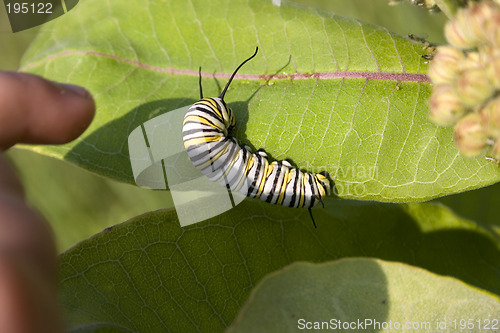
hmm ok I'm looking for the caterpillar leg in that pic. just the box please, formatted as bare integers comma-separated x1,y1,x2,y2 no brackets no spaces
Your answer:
314,194,325,208
308,194,325,228
308,208,317,228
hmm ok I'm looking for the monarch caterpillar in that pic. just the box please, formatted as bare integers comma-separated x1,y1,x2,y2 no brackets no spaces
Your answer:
182,47,331,227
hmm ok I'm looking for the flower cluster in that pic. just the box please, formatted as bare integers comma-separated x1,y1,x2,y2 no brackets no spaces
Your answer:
428,1,500,158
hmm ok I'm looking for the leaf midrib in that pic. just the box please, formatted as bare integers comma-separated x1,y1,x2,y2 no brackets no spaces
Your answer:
20,50,430,83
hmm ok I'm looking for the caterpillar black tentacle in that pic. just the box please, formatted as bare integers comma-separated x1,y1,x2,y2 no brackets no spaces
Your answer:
182,47,331,227
198,66,203,99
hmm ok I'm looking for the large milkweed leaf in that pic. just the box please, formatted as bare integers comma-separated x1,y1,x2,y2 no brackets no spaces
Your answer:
20,0,500,202
58,198,500,332
228,259,500,333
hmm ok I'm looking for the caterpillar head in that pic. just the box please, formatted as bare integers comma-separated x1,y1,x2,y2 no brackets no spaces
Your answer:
213,97,235,130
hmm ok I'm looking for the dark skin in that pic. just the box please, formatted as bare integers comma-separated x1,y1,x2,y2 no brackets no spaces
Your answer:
0,72,95,333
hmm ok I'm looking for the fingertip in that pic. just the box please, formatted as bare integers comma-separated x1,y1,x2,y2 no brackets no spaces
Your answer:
58,83,93,99
0,72,96,149
50,81,96,143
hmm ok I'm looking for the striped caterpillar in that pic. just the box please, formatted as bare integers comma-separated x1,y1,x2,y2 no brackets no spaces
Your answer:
182,47,331,227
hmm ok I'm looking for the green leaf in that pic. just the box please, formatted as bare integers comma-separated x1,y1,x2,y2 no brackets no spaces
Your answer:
228,259,500,333
59,198,500,332
20,0,500,202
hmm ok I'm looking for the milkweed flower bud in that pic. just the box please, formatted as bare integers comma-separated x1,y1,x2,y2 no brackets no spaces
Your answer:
486,52,500,88
460,51,486,70
456,67,494,106
466,2,498,45
445,9,478,49
480,97,500,137
454,113,487,157
485,11,500,46
445,2,499,49
429,84,466,126
428,46,464,83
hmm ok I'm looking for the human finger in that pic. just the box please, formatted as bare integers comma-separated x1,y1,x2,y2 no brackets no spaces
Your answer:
0,72,95,150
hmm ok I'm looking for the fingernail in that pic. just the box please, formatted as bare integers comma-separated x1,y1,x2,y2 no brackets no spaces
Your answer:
57,83,91,99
